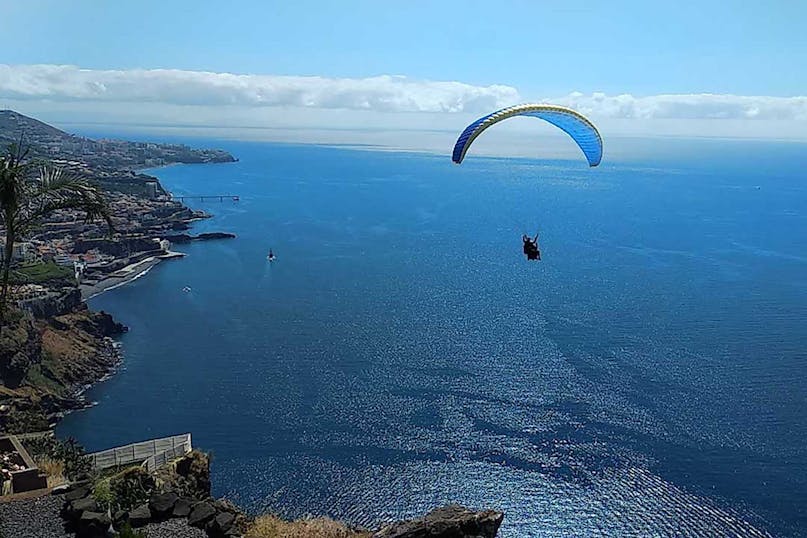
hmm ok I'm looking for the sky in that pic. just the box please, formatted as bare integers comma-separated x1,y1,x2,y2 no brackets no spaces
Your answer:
0,0,805,151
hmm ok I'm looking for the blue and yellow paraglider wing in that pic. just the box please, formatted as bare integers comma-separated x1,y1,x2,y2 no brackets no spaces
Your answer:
451,104,603,166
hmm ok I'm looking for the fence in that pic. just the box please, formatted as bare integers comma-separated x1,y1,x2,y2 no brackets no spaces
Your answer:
86,433,192,472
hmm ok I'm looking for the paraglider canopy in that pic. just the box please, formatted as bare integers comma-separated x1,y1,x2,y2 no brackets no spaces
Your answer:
452,104,603,166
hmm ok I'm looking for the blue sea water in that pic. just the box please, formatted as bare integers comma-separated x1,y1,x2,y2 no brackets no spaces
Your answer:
58,139,807,537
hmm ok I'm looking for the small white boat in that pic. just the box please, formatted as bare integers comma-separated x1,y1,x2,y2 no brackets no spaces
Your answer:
182,286,192,293
267,249,276,262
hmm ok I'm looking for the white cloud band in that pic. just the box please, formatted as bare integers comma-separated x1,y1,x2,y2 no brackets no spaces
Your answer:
555,91,807,121
1,64,805,123
0,64,519,113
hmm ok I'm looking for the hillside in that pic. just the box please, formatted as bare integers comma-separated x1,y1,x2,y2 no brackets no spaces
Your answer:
0,110,235,195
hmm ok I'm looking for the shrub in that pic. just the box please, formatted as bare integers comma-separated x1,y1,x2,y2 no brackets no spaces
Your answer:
3,409,49,434
34,456,66,488
92,477,114,510
88,466,155,513
108,466,154,511
117,523,147,538
23,436,91,481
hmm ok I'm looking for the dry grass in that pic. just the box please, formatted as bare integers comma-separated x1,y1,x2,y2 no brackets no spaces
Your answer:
35,456,67,488
246,515,371,538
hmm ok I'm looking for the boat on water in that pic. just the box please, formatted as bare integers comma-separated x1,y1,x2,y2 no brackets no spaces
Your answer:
182,286,192,293
267,249,276,262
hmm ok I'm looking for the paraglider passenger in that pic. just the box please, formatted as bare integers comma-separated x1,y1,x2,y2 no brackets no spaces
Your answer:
522,234,541,261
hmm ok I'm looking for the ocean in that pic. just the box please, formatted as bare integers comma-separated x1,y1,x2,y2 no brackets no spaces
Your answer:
58,138,807,537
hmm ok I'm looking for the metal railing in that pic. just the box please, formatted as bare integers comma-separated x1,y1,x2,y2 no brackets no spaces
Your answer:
86,433,192,472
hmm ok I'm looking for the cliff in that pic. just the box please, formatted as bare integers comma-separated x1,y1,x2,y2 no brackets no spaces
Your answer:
0,306,126,433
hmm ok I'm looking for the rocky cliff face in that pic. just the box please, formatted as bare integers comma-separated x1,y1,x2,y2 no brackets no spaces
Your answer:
0,313,44,389
0,307,126,433
73,236,161,256
17,288,83,319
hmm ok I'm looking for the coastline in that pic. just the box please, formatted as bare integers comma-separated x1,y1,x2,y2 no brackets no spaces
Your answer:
79,251,186,301
0,114,239,438
57,156,233,426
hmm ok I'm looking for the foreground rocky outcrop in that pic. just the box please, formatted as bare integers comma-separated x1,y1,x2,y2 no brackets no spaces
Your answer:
58,451,251,538
53,450,503,538
373,505,504,538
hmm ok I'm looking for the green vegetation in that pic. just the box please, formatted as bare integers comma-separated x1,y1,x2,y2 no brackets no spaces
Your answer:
23,436,91,480
92,477,114,509
3,409,49,434
11,261,73,285
116,523,147,538
91,465,155,512
23,363,62,394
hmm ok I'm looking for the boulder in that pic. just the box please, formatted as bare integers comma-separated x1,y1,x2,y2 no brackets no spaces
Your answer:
129,504,152,528
188,501,217,528
149,491,179,518
206,511,235,537
173,497,193,518
112,509,129,530
77,511,112,538
211,498,240,514
63,483,92,502
51,483,71,495
373,505,504,538
65,496,98,520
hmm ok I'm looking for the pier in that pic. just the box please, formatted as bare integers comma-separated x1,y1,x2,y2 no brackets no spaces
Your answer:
171,195,240,202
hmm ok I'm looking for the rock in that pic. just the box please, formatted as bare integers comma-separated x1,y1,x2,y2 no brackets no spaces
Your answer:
50,483,71,495
63,483,92,502
162,232,236,243
68,496,99,517
188,502,216,528
196,232,236,240
18,288,82,319
129,503,153,528
211,499,240,515
373,505,504,538
149,491,179,518
206,511,235,537
173,497,193,518
113,509,129,530
77,511,112,538
162,233,193,243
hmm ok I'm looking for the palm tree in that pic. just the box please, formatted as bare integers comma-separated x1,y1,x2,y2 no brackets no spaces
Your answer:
0,142,112,331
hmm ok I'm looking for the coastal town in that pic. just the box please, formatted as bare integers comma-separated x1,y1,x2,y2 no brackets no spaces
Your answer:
0,109,237,305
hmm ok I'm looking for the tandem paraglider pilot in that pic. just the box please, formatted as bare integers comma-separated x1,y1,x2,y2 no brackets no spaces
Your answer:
451,103,602,264
522,233,541,261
